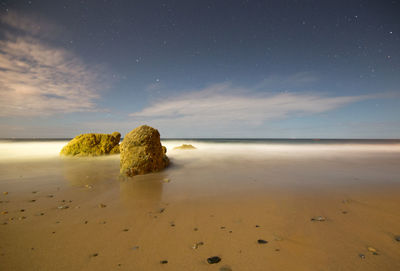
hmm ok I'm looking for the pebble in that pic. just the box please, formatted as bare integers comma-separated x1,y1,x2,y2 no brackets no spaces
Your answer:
257,239,268,244
367,247,378,255
91,253,98,258
131,246,139,250
342,211,348,214
123,228,129,232
47,195,54,198
395,236,400,242
20,209,25,212
32,191,38,194
194,227,198,231
207,256,221,264
219,266,232,271
311,216,326,222
58,205,69,209
99,204,107,208
159,208,165,213
85,185,92,189
160,260,168,264
192,241,204,249
29,200,36,203
3,192,8,195
359,254,365,259
1,211,8,215
255,225,260,228
18,216,26,220
220,226,226,229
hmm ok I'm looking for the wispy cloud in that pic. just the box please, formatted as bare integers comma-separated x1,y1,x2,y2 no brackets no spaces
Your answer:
129,82,372,134
0,12,105,117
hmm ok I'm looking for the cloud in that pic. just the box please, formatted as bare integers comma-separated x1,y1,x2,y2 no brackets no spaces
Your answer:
0,12,105,117
129,82,372,134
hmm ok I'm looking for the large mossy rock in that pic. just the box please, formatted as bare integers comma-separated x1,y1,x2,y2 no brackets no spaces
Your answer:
60,132,121,156
120,125,169,176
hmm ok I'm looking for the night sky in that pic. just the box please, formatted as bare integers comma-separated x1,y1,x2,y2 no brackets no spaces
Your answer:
0,0,399,138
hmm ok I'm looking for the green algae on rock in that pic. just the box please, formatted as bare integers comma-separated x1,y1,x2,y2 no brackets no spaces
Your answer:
120,125,169,176
173,144,196,150
60,132,121,156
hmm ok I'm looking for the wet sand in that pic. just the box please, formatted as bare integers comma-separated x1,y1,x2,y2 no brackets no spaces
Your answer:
1,142,400,270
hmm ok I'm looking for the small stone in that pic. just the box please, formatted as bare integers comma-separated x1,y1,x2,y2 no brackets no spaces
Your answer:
194,227,198,231
20,209,25,212
159,208,165,213
220,226,226,229
311,216,326,222
229,231,232,233
359,254,365,259
192,241,204,249
342,211,348,214
32,191,38,194
85,221,88,224
47,194,54,198
207,256,221,264
58,205,69,209
257,239,268,244
219,266,232,271
100,221,107,224
29,200,36,203
131,246,139,250
52,231,56,234
1,211,8,215
170,222,175,227
395,236,400,242
18,216,26,220
91,253,98,257
255,225,260,228
275,248,280,251
123,228,129,232
367,247,378,255
3,192,8,195
99,204,107,208
160,260,168,264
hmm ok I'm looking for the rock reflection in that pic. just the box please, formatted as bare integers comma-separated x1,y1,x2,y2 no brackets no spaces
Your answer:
119,172,166,208
61,156,120,186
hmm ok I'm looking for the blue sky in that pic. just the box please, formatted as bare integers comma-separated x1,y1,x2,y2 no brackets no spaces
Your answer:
0,0,399,138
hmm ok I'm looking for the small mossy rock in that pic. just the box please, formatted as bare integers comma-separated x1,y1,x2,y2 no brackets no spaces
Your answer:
60,132,121,156
120,125,169,176
173,144,196,150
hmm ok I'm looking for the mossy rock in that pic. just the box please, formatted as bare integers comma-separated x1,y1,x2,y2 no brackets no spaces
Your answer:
173,144,196,150
60,132,121,156
120,125,169,176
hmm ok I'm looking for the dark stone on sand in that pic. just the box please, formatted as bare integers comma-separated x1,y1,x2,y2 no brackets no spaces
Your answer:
160,260,168,264
123,228,129,232
207,256,221,264
395,236,400,242
258,239,268,244
255,225,260,228
91,253,99,257
359,254,365,259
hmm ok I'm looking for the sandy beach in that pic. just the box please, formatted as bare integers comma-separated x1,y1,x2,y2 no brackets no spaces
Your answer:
1,140,400,271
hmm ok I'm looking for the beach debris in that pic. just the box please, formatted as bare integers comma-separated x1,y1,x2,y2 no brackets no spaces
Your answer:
120,125,169,176
219,265,232,271
57,205,69,209
367,247,378,255
220,226,226,230
194,227,198,231
170,222,175,227
359,254,365,259
207,256,221,264
255,225,260,228
123,228,129,232
163,178,171,183
84,221,88,224
52,231,56,234
311,216,326,222
173,144,197,150
3,192,8,195
159,208,165,213
257,239,268,244
160,260,168,264
98,204,107,208
131,246,139,250
20,209,25,212
192,241,204,249
60,132,121,156
1,211,8,215
90,253,99,258
395,236,400,242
